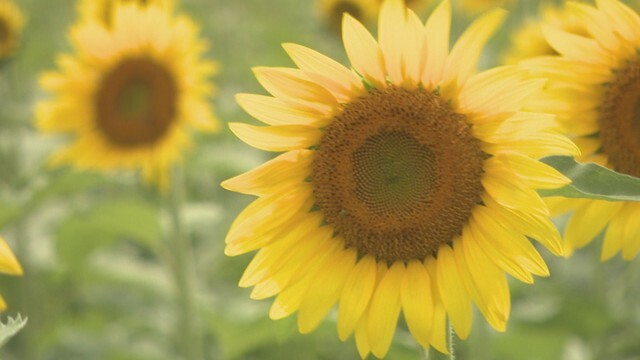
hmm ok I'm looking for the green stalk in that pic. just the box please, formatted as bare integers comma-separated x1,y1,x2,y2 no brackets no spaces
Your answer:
167,166,203,360
425,321,455,360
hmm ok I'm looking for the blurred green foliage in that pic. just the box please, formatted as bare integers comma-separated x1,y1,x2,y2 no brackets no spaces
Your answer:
0,0,640,359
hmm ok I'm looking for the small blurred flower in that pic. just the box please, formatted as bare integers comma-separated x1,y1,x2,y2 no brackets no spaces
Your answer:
36,4,218,189
502,2,585,64
456,0,515,15
78,0,174,26
318,0,379,32
223,0,575,357
0,236,22,311
0,0,25,60
526,0,640,260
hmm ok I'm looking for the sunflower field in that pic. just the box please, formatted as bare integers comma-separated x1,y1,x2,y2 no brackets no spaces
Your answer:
2,0,640,359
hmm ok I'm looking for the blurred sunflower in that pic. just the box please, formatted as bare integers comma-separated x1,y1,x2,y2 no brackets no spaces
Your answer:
0,0,25,60
502,2,585,64
0,236,22,311
378,0,432,12
318,0,379,31
224,0,575,357
37,4,218,189
79,0,173,26
525,0,640,260
456,0,514,15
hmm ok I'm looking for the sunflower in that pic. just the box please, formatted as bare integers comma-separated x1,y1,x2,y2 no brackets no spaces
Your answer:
0,0,25,60
37,4,218,189
318,0,379,32
378,0,432,12
502,2,586,64
223,0,576,357
456,0,514,15
524,0,640,261
78,0,174,26
0,236,22,311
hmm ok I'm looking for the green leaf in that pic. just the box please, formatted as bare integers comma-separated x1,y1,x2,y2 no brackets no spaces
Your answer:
56,198,161,269
0,314,27,348
539,156,640,201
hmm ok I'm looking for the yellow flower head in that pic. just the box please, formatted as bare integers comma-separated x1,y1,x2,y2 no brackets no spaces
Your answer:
0,236,23,311
502,2,586,64
525,0,640,261
0,0,25,60
37,4,218,189
79,0,174,26
318,0,379,31
224,0,576,357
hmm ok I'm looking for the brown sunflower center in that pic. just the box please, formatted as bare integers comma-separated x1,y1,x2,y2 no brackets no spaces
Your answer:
0,18,9,46
598,57,640,177
95,57,177,147
312,87,486,262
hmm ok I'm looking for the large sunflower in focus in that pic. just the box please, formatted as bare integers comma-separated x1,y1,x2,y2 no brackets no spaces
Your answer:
0,236,22,311
37,4,218,189
224,0,576,357
79,0,173,26
0,0,25,60
526,0,640,260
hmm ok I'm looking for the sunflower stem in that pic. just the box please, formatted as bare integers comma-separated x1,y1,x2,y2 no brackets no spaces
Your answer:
167,166,203,360
425,321,455,360
14,217,36,360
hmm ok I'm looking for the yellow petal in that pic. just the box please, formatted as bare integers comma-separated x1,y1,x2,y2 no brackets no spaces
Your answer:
482,131,581,158
401,260,434,348
472,112,557,143
298,248,356,333
441,8,506,88
542,25,611,67
472,206,549,280
521,56,611,85
596,0,640,44
484,193,564,256
378,0,407,85
238,212,324,288
436,244,472,339
455,235,510,332
342,13,387,88
268,239,342,319
601,203,633,261
253,67,338,113
621,205,640,260
402,10,426,87
235,93,330,127
221,150,313,196
497,152,571,189
367,261,404,358
355,316,371,359
337,255,378,341
564,200,623,254
0,237,22,276
567,2,625,56
224,185,313,255
459,77,546,117
481,163,550,216
422,0,451,88
458,66,525,112
282,43,364,103
228,123,322,152
425,258,449,354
